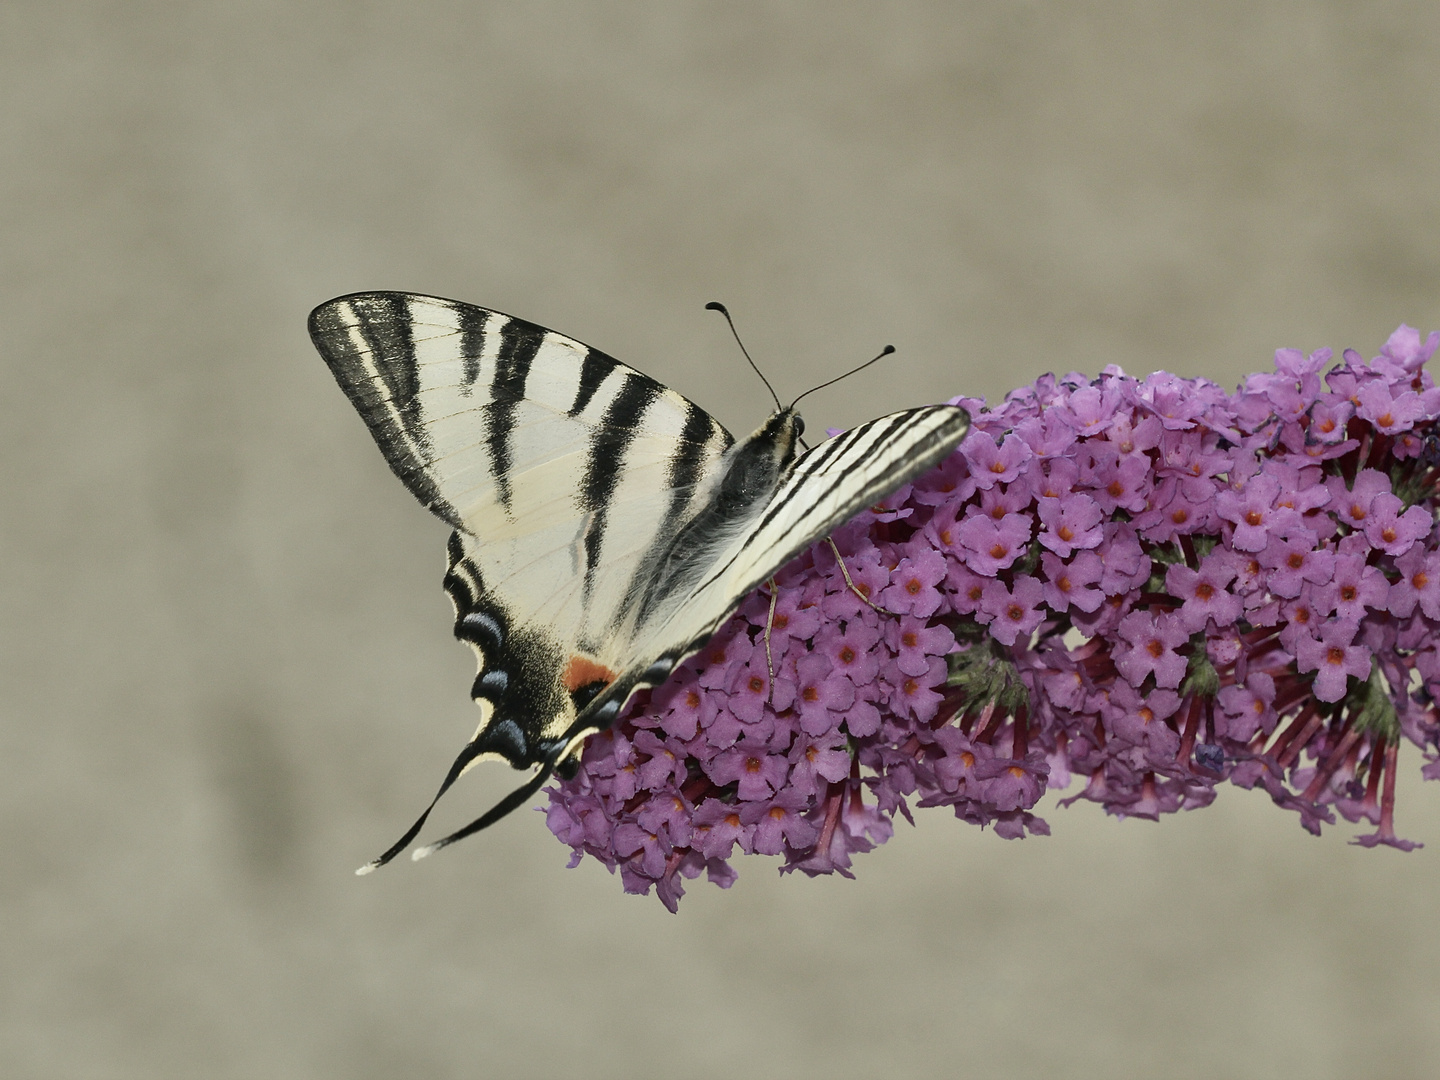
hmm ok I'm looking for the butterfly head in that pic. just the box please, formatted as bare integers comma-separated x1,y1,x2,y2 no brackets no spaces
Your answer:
755,404,806,461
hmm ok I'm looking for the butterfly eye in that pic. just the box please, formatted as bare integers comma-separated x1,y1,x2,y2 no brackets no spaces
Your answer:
793,416,805,439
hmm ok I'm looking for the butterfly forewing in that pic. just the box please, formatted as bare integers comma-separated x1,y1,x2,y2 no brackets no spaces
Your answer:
623,405,971,689
311,294,734,760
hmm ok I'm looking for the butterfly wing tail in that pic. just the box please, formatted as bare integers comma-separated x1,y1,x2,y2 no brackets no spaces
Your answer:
408,762,559,863
354,719,531,874
371,653,691,866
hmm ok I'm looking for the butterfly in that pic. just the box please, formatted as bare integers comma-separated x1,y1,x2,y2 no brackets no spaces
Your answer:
309,292,971,873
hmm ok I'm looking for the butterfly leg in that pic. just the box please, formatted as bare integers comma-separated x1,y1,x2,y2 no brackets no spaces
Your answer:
763,576,779,700
825,537,898,617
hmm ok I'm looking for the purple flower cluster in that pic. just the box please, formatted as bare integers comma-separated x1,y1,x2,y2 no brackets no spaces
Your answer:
547,325,1440,910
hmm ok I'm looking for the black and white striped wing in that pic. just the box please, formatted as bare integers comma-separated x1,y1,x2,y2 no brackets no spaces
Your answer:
310,293,734,767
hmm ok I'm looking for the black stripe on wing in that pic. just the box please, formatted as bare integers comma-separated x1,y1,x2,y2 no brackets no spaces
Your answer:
458,303,488,396
484,318,547,514
668,404,728,490
310,294,463,529
641,403,734,605
578,373,663,603
569,348,620,417
351,294,421,418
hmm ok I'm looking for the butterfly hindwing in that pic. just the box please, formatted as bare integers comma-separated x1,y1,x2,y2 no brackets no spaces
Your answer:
311,292,970,868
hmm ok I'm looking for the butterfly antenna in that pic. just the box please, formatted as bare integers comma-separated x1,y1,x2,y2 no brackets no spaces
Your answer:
706,301,782,412
789,344,896,410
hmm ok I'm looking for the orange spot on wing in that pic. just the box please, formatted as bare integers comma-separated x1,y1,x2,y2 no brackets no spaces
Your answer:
562,655,617,693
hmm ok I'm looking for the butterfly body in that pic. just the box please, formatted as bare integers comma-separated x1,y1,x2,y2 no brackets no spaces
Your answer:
309,292,970,868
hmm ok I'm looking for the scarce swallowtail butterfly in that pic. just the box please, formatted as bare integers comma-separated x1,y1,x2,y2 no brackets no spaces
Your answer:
310,292,970,873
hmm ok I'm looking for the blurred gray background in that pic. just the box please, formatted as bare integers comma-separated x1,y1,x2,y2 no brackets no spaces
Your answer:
4,4,1440,1078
